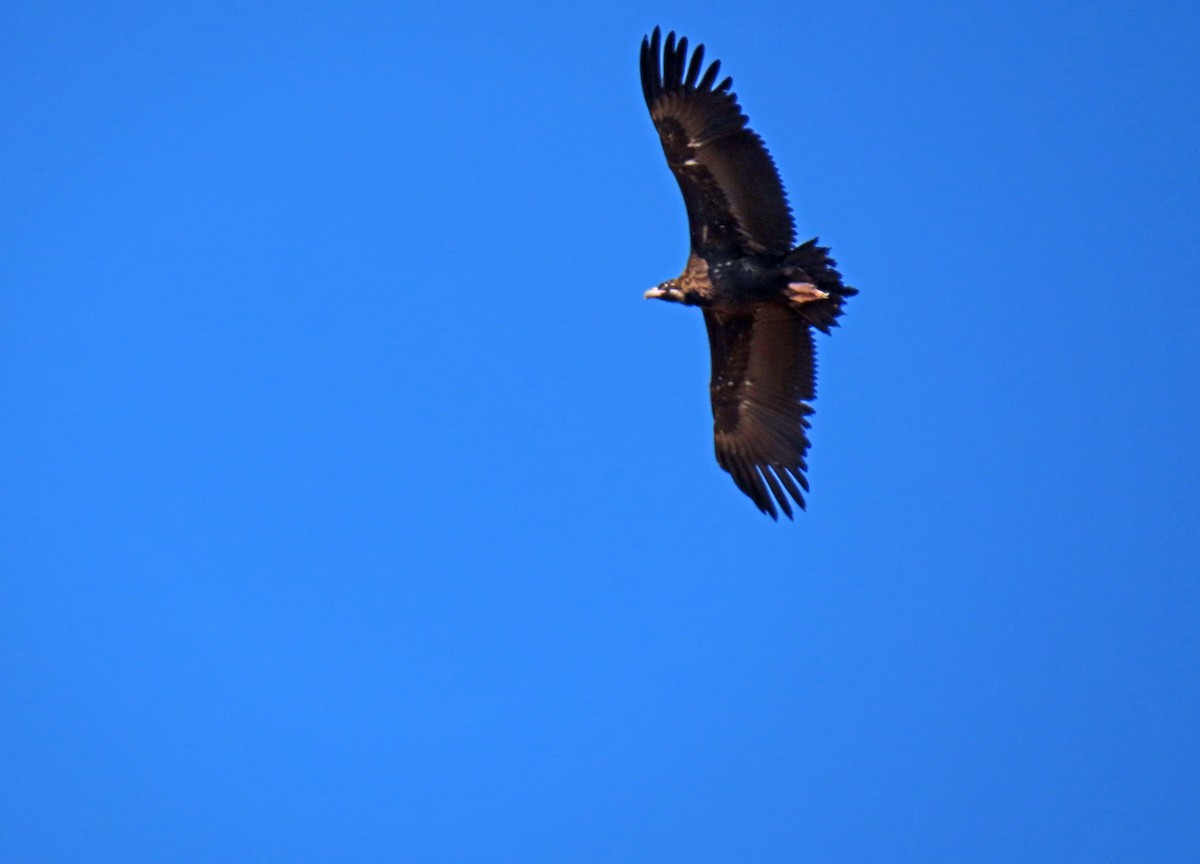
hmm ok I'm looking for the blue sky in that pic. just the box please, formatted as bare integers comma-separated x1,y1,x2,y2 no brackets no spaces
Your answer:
3,1,1198,860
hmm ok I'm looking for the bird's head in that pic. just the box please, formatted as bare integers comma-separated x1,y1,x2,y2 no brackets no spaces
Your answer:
644,278,688,304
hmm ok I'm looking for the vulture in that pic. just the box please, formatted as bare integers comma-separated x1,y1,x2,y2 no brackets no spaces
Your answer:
639,26,857,519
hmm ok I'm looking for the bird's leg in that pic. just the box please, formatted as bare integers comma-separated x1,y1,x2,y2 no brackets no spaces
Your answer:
786,281,830,306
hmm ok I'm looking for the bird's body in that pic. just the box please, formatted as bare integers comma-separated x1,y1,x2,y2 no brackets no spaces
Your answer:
639,27,856,519
654,250,836,309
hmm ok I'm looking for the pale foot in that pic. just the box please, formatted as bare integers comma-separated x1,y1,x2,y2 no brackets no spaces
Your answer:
786,281,830,305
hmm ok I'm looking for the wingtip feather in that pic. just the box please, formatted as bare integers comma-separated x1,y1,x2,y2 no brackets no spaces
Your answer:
643,28,732,98
684,43,704,88
761,467,794,519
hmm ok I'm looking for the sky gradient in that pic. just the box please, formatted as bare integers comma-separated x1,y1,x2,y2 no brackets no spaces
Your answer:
3,1,1199,861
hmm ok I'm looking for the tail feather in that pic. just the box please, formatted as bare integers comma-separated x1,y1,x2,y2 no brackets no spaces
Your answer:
784,238,856,333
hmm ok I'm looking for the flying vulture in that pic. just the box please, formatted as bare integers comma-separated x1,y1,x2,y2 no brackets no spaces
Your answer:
639,26,857,519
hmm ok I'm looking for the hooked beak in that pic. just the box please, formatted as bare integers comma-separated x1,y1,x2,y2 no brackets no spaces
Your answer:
644,287,666,299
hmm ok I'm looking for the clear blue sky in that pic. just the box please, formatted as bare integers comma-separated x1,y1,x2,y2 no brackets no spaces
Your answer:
3,1,1198,861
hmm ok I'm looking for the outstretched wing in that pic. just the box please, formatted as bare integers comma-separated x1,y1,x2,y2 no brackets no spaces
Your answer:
704,303,816,519
640,27,795,257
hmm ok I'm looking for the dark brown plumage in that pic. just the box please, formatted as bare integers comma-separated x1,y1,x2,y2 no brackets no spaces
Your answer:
640,27,856,519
